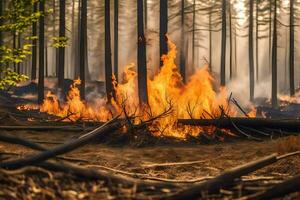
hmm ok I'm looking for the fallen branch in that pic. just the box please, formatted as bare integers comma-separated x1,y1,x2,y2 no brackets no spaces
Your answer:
163,151,300,199
178,118,300,131
0,125,95,132
239,174,300,200
162,154,278,200
141,160,206,168
0,117,122,169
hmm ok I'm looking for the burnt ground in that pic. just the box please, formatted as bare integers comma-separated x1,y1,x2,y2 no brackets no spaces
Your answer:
1,128,300,199
0,88,300,199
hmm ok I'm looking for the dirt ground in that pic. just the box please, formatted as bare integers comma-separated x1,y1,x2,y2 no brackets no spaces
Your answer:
1,128,300,199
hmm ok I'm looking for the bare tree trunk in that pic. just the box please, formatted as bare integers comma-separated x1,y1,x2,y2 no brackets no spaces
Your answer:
192,0,196,70
268,0,272,72
249,0,254,102
75,0,81,78
180,0,186,82
58,0,66,90
71,0,75,78
256,0,259,82
31,2,38,80
220,0,226,86
45,39,48,77
159,0,168,65
229,3,232,80
114,0,118,81
271,0,277,107
38,0,45,104
17,33,21,73
105,0,114,102
209,7,212,71
13,31,16,71
144,0,147,30
137,0,148,104
79,0,87,100
289,0,295,96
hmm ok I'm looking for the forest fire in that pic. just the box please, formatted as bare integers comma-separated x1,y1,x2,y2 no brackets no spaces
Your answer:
18,39,240,139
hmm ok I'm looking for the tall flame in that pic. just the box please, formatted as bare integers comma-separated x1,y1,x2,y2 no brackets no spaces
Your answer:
27,38,238,139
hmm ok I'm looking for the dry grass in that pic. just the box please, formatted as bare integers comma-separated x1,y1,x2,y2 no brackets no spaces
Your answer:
277,135,300,154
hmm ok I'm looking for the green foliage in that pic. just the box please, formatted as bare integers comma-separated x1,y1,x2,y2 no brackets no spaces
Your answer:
52,36,69,48
0,0,39,90
0,68,28,90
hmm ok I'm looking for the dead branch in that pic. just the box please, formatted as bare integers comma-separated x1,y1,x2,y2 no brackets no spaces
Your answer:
162,154,278,200
239,174,300,200
0,117,122,169
0,125,95,132
141,160,206,168
0,134,46,151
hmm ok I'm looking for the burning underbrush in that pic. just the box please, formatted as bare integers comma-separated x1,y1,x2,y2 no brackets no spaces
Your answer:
18,38,258,141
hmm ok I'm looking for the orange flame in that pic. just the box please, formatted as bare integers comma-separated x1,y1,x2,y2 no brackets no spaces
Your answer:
20,38,241,139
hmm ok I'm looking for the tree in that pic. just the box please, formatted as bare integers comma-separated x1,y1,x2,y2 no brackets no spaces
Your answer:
192,0,196,70
229,2,233,79
249,0,255,102
159,0,168,64
79,0,87,100
220,0,226,86
38,0,45,104
137,0,148,104
31,2,38,80
57,0,66,90
180,0,186,82
0,1,2,48
114,0,118,81
271,0,277,107
105,0,114,102
255,0,259,82
289,0,295,96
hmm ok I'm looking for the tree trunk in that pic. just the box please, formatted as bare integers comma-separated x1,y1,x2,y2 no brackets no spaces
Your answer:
17,33,21,73
79,0,87,100
144,0,147,30
256,0,259,82
31,2,38,80
75,0,81,78
114,0,118,81
0,1,2,48
13,31,16,71
38,0,45,104
271,0,277,107
159,0,168,65
209,8,212,71
249,0,254,102
268,0,272,72
192,0,196,70
180,0,186,82
220,0,226,86
229,3,232,80
137,0,148,104
289,0,295,96
105,0,114,102
58,0,66,90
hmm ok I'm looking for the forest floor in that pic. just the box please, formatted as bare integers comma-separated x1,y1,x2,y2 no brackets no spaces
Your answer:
1,85,300,199
1,127,300,199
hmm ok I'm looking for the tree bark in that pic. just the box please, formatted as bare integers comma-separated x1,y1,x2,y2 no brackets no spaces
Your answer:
229,3,232,79
105,0,114,102
137,0,148,104
268,0,272,72
220,0,226,86
271,0,277,107
58,0,66,90
256,0,259,82
31,2,38,80
114,0,118,81
38,0,45,104
249,0,254,102
159,0,168,65
192,0,196,70
180,0,186,82
289,0,295,96
79,0,87,100
208,6,212,71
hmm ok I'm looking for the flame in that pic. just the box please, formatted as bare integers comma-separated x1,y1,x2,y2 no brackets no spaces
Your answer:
19,38,242,139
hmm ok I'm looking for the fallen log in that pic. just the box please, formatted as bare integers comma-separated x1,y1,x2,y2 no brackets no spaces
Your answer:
0,125,95,132
178,118,300,131
239,174,300,200
162,154,277,200
0,117,122,169
0,134,46,151
163,151,300,200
